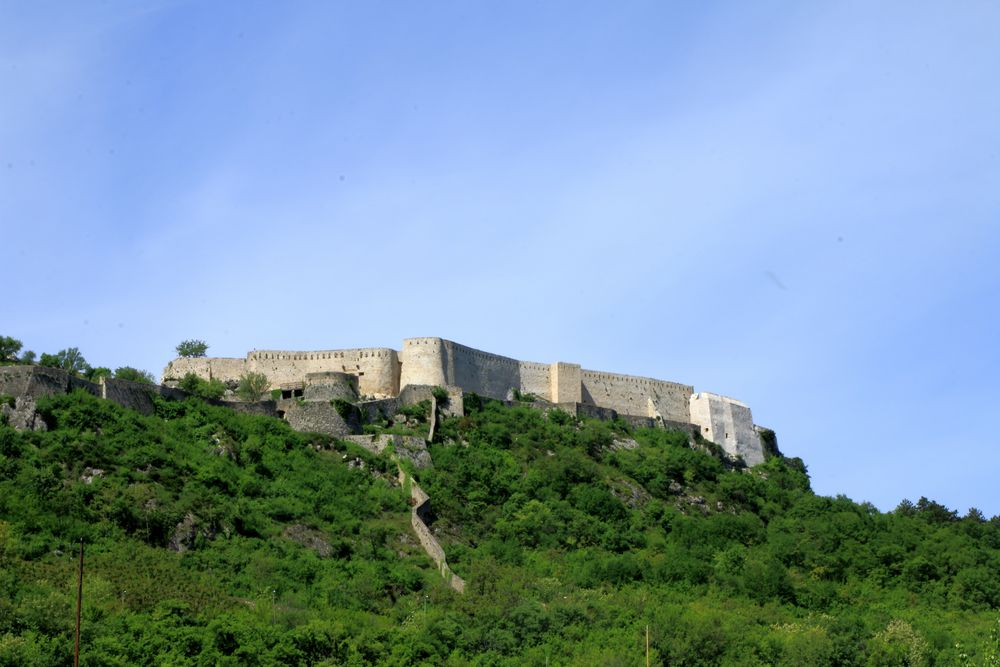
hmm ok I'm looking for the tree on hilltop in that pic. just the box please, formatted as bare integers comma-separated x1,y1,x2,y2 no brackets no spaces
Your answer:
39,347,89,376
176,339,209,358
0,336,23,362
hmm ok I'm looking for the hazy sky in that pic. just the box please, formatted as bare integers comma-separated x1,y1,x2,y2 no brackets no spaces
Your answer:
3,1,999,515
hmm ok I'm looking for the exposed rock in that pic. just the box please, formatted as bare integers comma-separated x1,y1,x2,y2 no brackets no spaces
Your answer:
80,467,105,484
668,481,683,495
169,513,198,553
393,436,432,470
609,438,639,451
282,524,333,558
612,479,651,508
1,396,47,432
342,434,432,469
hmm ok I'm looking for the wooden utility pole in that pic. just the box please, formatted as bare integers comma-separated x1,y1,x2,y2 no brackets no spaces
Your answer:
645,624,650,667
74,540,84,667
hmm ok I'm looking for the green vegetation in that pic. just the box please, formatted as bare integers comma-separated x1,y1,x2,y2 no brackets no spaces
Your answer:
0,336,25,363
178,372,227,401
0,390,999,664
39,347,89,376
511,388,537,402
113,366,156,384
175,340,209,358
237,372,271,402
431,386,449,403
0,391,423,665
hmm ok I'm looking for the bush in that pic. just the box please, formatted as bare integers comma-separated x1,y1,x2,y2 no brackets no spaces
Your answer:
236,372,270,401
114,366,156,384
179,372,226,400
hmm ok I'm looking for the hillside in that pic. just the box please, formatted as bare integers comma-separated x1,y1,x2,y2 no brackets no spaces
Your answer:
1,389,999,665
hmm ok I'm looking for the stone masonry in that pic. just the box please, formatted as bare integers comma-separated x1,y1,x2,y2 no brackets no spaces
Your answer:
163,337,770,464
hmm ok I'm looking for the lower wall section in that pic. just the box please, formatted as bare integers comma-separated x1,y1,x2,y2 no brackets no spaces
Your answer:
279,401,354,437
398,468,465,593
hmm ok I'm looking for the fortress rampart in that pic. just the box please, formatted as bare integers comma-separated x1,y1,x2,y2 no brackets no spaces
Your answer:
163,337,768,464
164,347,400,398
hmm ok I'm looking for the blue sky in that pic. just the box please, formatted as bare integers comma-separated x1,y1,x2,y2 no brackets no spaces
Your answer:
3,1,999,515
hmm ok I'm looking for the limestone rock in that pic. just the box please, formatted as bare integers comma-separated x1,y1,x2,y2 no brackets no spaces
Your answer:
169,513,199,553
1,396,47,432
282,524,333,558
609,438,638,451
80,467,105,484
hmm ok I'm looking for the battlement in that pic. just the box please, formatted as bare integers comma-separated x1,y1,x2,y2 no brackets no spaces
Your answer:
162,337,767,463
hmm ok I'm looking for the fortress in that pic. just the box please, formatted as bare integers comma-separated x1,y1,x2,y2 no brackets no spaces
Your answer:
163,337,768,466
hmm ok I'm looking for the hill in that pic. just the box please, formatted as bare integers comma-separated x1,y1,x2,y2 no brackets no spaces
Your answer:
1,389,999,665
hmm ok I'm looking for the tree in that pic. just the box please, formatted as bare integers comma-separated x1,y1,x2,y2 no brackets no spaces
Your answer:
39,347,89,376
176,340,209,358
236,372,270,401
20,350,36,364
0,336,23,362
114,367,156,384
179,372,226,400
86,366,113,381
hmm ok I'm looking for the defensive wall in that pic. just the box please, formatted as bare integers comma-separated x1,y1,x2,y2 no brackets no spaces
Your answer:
162,336,768,464
690,392,763,466
0,365,189,416
163,347,400,398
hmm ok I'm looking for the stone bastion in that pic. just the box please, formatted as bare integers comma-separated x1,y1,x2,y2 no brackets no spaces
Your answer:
162,337,769,465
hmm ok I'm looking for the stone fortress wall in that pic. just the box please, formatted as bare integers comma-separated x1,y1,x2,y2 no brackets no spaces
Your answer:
164,348,400,398
690,392,762,466
163,336,767,465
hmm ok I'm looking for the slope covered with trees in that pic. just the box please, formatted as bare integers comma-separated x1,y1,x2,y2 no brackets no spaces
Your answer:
1,389,999,665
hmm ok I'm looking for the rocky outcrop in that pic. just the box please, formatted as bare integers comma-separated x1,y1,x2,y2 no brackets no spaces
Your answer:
282,524,334,558
1,395,47,431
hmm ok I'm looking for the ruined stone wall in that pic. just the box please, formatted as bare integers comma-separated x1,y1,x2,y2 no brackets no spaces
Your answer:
100,377,188,415
689,392,763,466
0,366,191,416
279,400,353,437
398,468,465,593
302,372,358,402
0,365,97,399
162,357,247,384
580,370,692,422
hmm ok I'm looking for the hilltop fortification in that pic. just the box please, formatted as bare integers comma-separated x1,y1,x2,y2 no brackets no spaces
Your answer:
163,337,769,465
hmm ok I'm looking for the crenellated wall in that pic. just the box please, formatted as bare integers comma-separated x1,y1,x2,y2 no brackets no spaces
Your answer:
399,337,583,404
248,348,399,398
400,337,527,400
162,357,247,384
163,348,401,398
580,370,693,423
